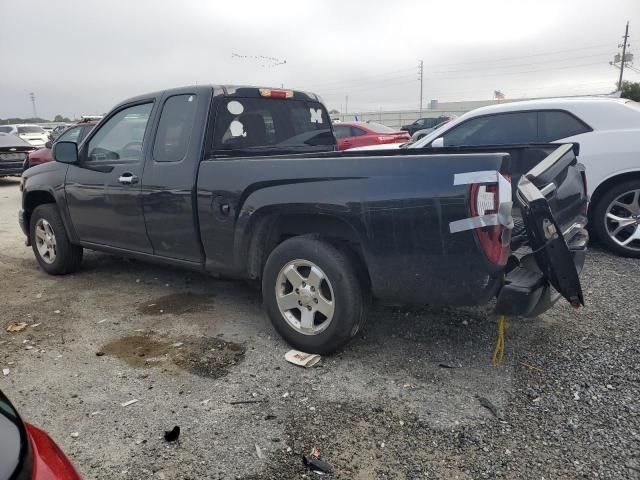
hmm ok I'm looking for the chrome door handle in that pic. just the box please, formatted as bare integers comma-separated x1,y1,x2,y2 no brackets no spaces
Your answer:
118,173,139,185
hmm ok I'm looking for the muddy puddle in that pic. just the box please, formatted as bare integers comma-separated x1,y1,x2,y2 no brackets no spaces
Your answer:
137,293,213,315
100,334,245,378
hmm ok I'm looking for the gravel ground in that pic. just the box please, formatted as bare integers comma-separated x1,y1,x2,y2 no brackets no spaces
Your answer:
0,177,638,479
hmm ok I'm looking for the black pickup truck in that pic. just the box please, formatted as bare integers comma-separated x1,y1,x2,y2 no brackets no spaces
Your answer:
20,85,588,353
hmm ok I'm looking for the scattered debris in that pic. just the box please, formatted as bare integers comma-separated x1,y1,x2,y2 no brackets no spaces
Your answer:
171,342,184,348
164,426,180,442
35,293,42,299
70,432,79,438
438,362,460,369
285,350,321,368
6,322,28,332
2,368,9,376
120,399,140,407
200,398,212,405
90,411,101,416
303,453,333,474
228,399,268,405
97,319,108,324
520,361,544,373
54,310,61,314
95,351,105,357
477,396,502,420
25,345,33,350
255,443,265,459
30,323,41,328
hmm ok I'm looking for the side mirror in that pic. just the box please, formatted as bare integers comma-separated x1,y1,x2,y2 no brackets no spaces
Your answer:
45,141,52,149
431,137,444,148
53,141,78,164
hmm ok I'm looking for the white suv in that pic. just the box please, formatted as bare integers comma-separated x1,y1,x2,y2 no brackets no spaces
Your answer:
0,124,49,147
352,97,640,257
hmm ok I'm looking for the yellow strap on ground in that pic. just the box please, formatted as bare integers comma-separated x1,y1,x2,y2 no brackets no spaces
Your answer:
492,315,508,366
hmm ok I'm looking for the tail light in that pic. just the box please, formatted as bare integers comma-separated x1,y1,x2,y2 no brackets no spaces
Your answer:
469,175,512,265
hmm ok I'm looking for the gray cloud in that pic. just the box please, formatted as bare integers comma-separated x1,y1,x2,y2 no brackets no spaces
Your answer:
1,0,638,118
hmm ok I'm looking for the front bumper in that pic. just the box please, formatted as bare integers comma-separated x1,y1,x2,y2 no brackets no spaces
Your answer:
494,227,588,317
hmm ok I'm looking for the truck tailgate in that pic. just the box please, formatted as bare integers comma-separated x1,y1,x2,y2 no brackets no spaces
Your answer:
496,144,588,315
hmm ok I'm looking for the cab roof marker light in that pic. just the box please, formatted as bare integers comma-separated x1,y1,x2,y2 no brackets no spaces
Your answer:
259,88,294,99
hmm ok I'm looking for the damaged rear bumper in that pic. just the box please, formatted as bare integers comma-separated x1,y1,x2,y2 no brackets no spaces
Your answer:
494,227,588,317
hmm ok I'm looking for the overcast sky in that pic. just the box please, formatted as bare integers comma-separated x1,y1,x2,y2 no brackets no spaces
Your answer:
1,0,639,118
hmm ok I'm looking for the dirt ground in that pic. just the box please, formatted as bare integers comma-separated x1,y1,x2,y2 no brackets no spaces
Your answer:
1,177,638,479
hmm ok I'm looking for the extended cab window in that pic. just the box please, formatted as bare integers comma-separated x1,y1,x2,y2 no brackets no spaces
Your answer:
87,103,152,162
213,97,335,156
538,111,590,141
440,112,537,146
153,94,198,162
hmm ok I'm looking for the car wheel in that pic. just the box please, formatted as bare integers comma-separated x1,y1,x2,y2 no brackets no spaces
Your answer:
592,179,640,257
30,204,83,274
262,235,370,354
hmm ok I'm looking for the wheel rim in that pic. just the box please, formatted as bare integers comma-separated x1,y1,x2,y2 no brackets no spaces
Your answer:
275,259,335,336
605,189,640,251
34,218,57,264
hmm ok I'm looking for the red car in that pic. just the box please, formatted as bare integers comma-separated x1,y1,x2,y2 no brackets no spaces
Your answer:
25,120,98,170
1,389,82,479
333,121,410,150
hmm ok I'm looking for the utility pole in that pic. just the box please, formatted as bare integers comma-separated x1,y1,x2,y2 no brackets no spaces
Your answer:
618,21,630,91
418,60,424,114
29,92,37,118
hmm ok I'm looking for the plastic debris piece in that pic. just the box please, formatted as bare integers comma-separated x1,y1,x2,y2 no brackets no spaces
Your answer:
285,350,321,368
303,455,333,474
120,399,140,407
7,322,28,333
164,426,180,442
255,444,265,459
477,396,502,419
54,310,61,314
171,342,184,348
30,323,41,328
70,432,79,438
2,368,9,376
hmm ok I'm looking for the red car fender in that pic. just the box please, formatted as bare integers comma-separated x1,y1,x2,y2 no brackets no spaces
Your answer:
26,423,82,480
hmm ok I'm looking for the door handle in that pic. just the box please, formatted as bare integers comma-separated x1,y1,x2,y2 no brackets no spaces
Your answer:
118,173,139,185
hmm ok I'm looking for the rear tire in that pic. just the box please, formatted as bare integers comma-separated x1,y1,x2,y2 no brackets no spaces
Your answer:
592,179,640,258
30,204,83,274
262,236,369,354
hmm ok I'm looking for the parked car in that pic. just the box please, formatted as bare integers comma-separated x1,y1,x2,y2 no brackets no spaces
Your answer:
0,389,82,479
20,85,587,353
351,98,640,257
410,118,454,142
0,124,49,147
49,124,72,142
401,116,454,136
332,121,410,150
25,119,99,170
0,133,36,176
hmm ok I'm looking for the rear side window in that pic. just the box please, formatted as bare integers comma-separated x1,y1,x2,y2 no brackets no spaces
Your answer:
441,112,538,146
57,126,82,143
364,122,396,133
538,111,590,141
213,97,335,155
153,94,198,162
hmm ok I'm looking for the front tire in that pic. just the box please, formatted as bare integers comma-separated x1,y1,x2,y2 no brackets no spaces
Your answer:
262,236,369,354
592,179,640,257
30,204,83,274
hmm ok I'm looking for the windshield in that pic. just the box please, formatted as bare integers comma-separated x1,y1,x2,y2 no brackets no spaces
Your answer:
17,126,45,134
213,97,335,155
